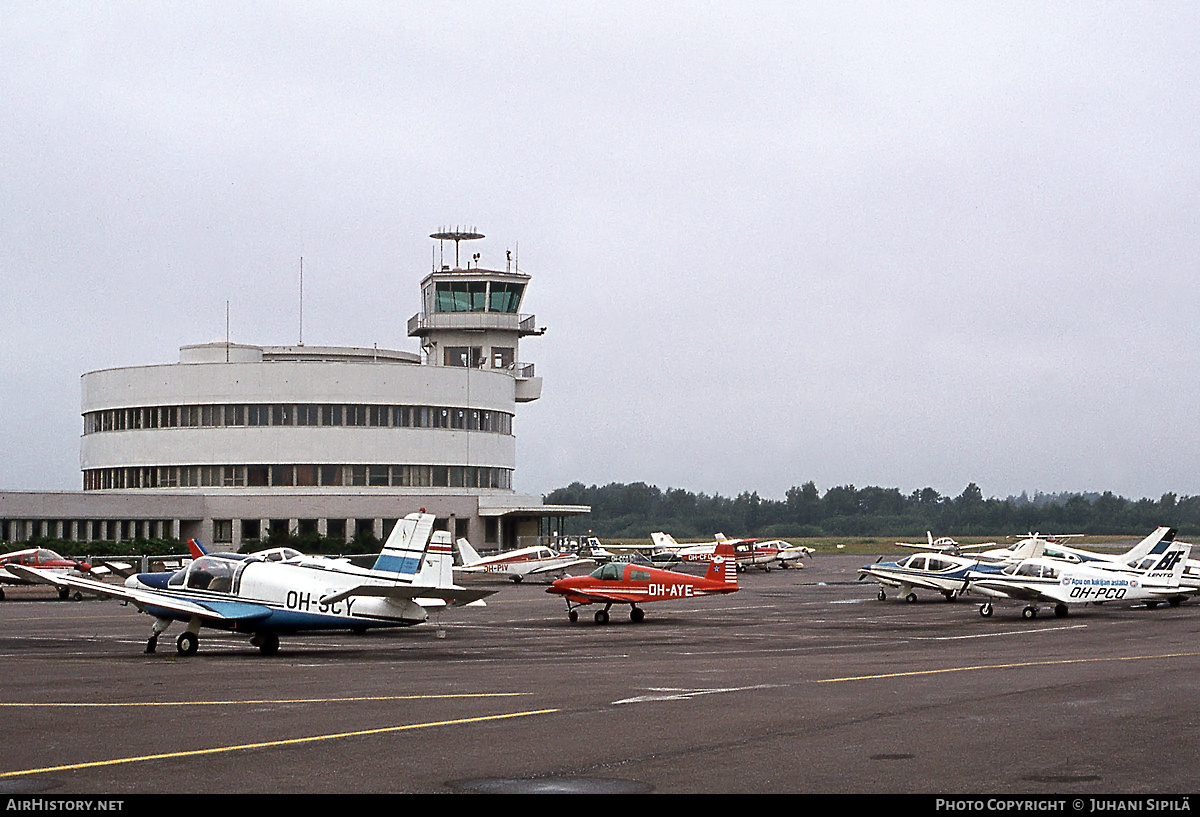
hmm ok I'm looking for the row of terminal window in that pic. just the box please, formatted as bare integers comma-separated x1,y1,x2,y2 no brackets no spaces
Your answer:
84,464,514,491
83,404,513,435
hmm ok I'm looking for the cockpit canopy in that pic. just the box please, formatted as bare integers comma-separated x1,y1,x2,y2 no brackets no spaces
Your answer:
168,555,248,593
1001,561,1059,580
590,563,626,581
899,555,957,572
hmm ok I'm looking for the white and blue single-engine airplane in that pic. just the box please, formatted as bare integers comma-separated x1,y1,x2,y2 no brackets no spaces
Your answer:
858,552,1008,602
965,536,1196,619
8,513,494,656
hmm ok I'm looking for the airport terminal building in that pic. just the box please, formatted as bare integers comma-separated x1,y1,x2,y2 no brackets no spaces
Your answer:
0,230,589,551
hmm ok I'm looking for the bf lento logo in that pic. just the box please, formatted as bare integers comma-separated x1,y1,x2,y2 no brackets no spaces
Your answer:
1153,551,1184,572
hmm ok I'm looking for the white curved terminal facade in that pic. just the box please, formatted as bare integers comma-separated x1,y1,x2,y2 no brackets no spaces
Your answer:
81,343,517,493
1,235,588,551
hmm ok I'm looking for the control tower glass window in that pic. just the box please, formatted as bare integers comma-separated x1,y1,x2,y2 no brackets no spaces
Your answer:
435,282,488,312
489,282,524,313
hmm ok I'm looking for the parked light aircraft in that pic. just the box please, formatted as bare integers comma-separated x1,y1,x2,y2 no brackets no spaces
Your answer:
977,528,1198,578
547,540,739,624
0,548,96,600
965,537,1196,619
859,553,1010,602
894,531,998,555
649,531,810,571
858,532,1077,602
860,528,1182,603
454,538,595,583
8,512,494,656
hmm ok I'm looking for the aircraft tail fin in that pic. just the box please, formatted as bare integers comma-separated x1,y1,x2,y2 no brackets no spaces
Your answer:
650,531,678,550
1121,526,1176,564
927,531,934,546
1144,540,1192,587
370,513,434,583
456,537,482,567
1008,534,1045,561
415,530,456,588
705,540,739,587
187,539,208,559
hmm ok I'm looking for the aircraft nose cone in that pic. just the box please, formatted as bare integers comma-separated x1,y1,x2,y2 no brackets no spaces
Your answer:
126,572,171,589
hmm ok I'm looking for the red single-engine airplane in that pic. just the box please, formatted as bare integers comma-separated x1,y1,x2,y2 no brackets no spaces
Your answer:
547,540,738,624
0,548,93,600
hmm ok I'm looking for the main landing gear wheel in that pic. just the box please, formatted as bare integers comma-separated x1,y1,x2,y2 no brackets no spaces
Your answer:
1054,604,1069,618
1022,606,1038,619
877,589,886,601
905,592,918,604
630,607,645,623
176,631,199,656
512,575,523,584
979,602,993,618
568,610,578,623
58,586,70,600
594,609,609,624
254,632,279,656
1169,597,1184,608
942,591,956,601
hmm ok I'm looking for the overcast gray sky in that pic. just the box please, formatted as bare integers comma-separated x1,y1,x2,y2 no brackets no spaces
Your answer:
2,2,1198,503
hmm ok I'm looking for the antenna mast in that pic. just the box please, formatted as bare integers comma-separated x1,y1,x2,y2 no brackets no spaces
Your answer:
298,257,304,346
430,227,484,269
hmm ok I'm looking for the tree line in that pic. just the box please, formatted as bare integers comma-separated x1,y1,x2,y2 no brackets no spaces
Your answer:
545,481,1200,539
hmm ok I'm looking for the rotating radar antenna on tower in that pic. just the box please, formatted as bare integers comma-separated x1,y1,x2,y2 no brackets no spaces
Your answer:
431,226,484,269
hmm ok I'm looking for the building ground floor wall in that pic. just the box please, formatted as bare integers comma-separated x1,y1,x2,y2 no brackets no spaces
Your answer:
0,490,589,554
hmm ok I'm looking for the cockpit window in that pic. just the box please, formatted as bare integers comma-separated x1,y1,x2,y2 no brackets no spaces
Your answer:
629,569,652,582
183,556,240,592
590,563,626,581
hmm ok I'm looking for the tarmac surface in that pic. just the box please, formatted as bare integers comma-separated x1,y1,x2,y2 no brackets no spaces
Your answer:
1,553,1199,795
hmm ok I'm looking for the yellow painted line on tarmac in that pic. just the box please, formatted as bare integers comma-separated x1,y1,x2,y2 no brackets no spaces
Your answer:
815,651,1200,683
0,692,532,708
0,707,559,779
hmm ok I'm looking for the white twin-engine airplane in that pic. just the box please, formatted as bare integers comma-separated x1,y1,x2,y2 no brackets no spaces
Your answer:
453,538,595,583
8,512,494,656
966,535,1197,619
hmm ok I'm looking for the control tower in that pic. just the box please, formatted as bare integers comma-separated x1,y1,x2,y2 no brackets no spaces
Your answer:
407,228,544,403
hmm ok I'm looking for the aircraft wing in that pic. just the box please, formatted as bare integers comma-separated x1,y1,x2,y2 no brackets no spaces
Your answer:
320,583,495,608
527,558,596,575
88,560,134,578
557,587,647,605
6,565,273,622
966,578,1055,604
895,542,947,551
